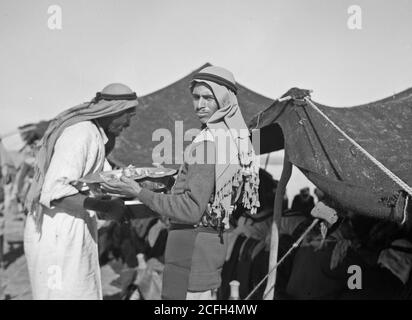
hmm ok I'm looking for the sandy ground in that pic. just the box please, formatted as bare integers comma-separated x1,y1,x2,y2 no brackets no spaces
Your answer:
1,216,125,300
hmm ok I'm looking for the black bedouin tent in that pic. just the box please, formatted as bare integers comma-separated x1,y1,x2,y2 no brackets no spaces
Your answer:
247,87,412,299
18,81,412,223
249,87,412,224
16,76,412,223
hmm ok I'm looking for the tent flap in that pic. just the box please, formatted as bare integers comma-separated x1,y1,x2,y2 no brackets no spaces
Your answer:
249,88,412,221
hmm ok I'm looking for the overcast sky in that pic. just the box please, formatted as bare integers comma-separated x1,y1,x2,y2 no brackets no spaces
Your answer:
1,0,411,146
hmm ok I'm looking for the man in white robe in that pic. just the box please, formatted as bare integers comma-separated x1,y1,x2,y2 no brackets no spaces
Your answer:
24,83,138,299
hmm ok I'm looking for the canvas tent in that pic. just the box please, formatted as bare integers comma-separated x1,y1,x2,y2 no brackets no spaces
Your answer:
249,87,412,223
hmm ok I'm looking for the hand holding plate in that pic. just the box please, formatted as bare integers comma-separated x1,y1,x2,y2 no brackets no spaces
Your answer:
100,175,142,198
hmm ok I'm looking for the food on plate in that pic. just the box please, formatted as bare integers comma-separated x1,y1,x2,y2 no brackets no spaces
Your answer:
78,166,177,186
122,165,137,178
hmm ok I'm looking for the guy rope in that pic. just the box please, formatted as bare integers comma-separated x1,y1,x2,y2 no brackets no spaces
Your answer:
244,218,320,300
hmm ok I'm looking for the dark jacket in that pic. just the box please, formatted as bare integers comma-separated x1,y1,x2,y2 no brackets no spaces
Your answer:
138,140,228,292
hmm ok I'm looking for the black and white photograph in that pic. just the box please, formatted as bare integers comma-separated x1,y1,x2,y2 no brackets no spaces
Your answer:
0,0,411,307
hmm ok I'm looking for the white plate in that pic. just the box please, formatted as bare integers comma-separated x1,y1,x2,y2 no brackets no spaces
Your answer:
124,200,143,205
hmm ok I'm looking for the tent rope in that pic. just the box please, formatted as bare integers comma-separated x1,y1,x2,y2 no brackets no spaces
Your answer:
403,195,410,225
244,218,319,300
303,97,412,198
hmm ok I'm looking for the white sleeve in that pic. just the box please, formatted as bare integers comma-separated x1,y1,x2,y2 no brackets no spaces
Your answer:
40,124,100,208
103,159,112,171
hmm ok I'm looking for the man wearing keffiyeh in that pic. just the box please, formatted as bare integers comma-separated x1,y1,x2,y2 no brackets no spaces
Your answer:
23,83,138,299
100,66,260,300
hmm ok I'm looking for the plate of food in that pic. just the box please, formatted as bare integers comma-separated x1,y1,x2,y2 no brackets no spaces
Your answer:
78,165,177,184
70,165,177,197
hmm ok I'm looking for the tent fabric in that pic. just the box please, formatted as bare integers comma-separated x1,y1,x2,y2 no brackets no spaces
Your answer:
248,88,412,222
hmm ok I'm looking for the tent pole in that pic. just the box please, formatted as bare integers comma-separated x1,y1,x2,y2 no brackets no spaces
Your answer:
264,153,271,170
263,149,292,300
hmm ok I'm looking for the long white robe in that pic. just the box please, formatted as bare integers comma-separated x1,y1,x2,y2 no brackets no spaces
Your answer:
24,121,110,300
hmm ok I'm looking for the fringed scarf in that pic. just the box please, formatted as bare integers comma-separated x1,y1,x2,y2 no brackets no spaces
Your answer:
191,80,260,229
24,97,138,229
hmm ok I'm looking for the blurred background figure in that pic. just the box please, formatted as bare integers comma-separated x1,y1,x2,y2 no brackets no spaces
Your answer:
291,187,315,218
